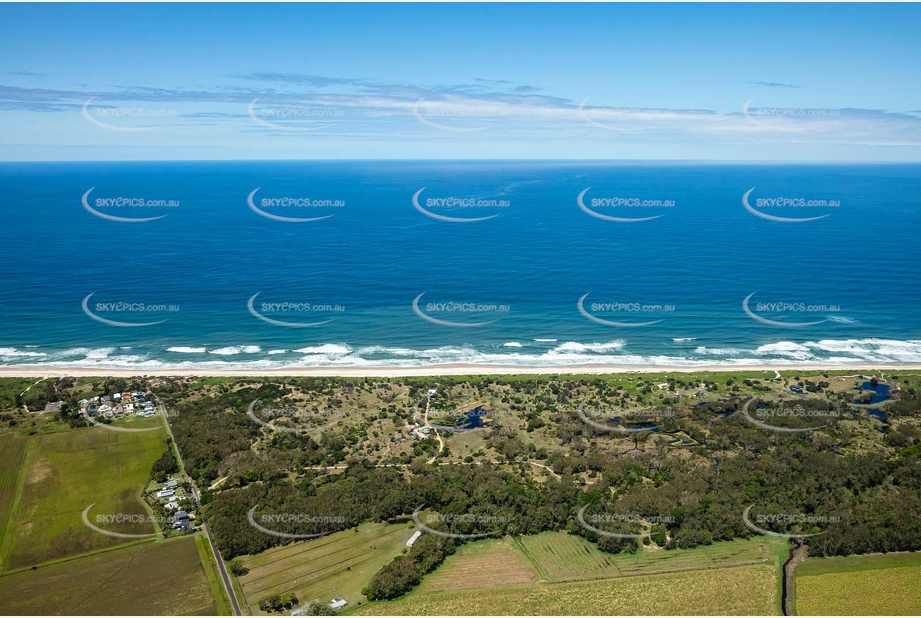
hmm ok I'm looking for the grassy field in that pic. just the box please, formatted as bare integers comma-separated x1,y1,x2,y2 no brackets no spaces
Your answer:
513,532,785,582
795,551,921,616
0,425,170,569
355,563,778,615
0,433,28,562
236,521,414,614
416,537,538,593
0,536,218,615
196,534,233,616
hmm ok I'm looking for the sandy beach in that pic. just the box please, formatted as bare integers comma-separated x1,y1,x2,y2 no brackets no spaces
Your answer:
1,363,918,378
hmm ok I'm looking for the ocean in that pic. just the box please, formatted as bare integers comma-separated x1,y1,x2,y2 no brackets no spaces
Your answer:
1,161,920,370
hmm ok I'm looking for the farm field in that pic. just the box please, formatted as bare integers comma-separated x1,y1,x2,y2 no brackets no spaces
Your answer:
416,537,538,593
795,551,921,615
236,521,413,614
355,563,779,615
512,532,786,582
0,536,218,615
0,433,28,563
0,425,170,569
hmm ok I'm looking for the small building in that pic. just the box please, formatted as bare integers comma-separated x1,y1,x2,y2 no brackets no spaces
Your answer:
427,388,437,397
329,598,347,610
164,479,178,489
156,489,175,499
101,395,111,403
172,510,190,530
406,530,422,547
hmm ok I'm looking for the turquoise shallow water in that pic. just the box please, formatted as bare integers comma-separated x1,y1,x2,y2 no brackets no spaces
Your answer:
1,161,919,369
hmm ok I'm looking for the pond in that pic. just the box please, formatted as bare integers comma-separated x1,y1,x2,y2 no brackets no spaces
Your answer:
855,382,890,404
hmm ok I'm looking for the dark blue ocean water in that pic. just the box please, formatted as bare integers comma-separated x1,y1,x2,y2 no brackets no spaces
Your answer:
1,161,919,369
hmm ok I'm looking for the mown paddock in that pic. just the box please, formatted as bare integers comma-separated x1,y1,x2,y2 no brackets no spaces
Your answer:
512,531,785,582
0,536,218,616
0,434,28,556
354,563,779,616
795,551,921,616
415,537,538,593
236,521,413,614
1,425,170,569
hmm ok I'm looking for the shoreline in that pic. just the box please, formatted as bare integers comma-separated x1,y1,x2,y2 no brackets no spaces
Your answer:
1,362,919,378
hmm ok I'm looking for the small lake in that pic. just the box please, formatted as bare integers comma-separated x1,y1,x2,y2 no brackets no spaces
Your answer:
855,382,890,404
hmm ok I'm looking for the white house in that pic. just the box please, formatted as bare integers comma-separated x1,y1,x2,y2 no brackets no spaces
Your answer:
156,489,175,499
407,530,422,547
329,599,347,610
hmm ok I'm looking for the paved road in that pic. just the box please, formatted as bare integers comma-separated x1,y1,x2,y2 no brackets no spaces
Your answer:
158,397,242,616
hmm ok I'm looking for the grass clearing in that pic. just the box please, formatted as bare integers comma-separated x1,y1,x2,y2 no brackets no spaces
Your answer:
795,552,921,615
0,536,217,615
0,433,28,567
355,563,778,615
416,537,538,593
236,521,413,614
1,426,170,569
513,532,784,582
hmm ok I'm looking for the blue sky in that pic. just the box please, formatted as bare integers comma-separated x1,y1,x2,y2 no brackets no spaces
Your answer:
2,2,920,161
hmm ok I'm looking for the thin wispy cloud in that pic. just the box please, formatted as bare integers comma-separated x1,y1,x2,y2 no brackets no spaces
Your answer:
749,81,799,89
